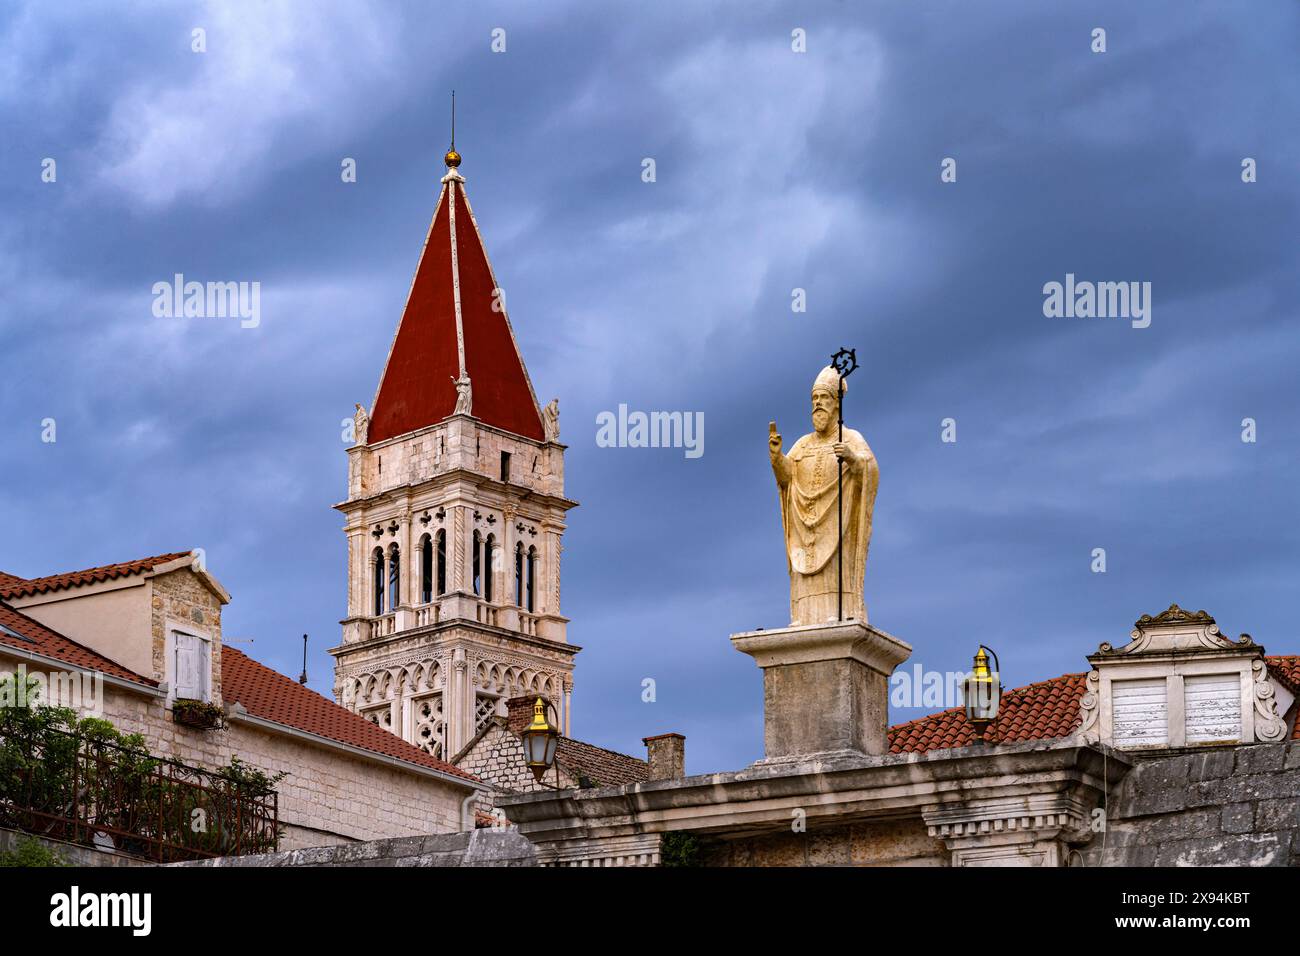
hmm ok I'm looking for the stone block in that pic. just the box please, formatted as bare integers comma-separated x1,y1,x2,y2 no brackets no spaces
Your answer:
1284,744,1300,771
1256,798,1300,832
1221,803,1254,835
1189,748,1237,782
1235,744,1287,775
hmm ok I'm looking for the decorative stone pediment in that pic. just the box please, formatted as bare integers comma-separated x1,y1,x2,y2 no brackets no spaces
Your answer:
1079,604,1290,749
1094,604,1254,657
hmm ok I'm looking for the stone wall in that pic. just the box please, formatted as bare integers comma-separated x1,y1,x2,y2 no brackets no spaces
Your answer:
1076,741,1300,866
0,826,150,867
174,828,537,867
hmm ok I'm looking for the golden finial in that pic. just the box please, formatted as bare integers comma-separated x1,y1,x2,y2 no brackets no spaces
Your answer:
444,89,461,169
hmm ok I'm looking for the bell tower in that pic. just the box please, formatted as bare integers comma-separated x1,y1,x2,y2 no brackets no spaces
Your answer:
330,147,578,760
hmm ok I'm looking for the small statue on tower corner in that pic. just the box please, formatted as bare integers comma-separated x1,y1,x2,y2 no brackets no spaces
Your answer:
451,374,473,416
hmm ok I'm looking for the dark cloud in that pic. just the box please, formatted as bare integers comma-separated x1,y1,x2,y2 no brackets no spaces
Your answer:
1,1,1296,773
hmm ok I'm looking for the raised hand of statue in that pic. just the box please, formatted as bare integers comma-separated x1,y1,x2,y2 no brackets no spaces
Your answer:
768,421,783,460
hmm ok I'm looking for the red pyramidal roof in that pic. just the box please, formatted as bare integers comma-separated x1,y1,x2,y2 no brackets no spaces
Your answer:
367,157,544,444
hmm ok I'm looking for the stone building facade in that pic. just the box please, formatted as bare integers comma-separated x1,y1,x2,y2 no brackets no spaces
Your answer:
330,151,579,762
0,556,483,852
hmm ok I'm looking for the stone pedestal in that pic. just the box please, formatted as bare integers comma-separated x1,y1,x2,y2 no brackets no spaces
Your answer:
731,621,911,761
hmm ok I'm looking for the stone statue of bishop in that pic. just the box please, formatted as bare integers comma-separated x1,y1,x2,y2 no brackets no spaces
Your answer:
769,366,879,626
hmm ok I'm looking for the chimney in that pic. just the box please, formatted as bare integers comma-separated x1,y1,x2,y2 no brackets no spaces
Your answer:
642,733,686,780
506,695,550,734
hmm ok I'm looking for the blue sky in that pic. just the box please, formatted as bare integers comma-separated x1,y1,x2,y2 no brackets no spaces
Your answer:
1,1,1296,772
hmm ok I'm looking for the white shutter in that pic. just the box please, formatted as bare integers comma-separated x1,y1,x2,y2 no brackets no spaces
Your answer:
1185,674,1241,744
174,632,203,701
1112,678,1168,747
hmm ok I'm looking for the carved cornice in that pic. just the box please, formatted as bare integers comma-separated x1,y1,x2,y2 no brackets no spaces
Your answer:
923,794,1095,845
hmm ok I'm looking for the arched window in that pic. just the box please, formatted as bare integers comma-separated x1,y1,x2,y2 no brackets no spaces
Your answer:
514,543,524,607
388,544,400,611
435,529,447,596
525,546,537,613
472,531,482,596
372,548,385,617
420,535,433,605
484,534,496,603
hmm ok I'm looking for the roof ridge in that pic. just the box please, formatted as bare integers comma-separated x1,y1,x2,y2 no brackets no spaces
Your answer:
0,551,192,599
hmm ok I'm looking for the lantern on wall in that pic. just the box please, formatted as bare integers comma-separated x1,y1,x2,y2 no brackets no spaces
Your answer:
521,697,559,781
962,645,1002,739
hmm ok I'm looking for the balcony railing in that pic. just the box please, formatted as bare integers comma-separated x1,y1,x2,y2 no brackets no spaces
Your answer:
0,725,279,863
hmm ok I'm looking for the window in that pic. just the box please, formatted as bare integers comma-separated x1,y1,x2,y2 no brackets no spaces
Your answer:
500,451,511,483
436,530,447,596
388,545,400,611
1112,678,1167,748
173,630,211,703
472,531,482,596
515,543,524,606
475,694,498,734
420,535,433,604
1185,674,1241,744
372,548,385,616
526,545,537,613
413,694,445,758
484,534,495,603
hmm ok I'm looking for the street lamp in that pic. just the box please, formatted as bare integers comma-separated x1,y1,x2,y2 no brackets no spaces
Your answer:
520,697,559,783
962,645,1002,741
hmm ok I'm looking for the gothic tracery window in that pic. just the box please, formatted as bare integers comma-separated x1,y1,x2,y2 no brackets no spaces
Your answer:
474,694,498,734
484,534,496,603
413,694,445,758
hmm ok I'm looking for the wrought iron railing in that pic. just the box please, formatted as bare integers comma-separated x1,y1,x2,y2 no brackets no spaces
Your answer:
0,726,278,863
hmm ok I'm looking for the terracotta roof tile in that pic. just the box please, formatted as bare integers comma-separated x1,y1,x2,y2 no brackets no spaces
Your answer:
891,655,1300,753
889,673,1088,754
0,552,191,599
0,602,156,686
221,647,476,783
1266,656,1300,696
556,736,648,787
